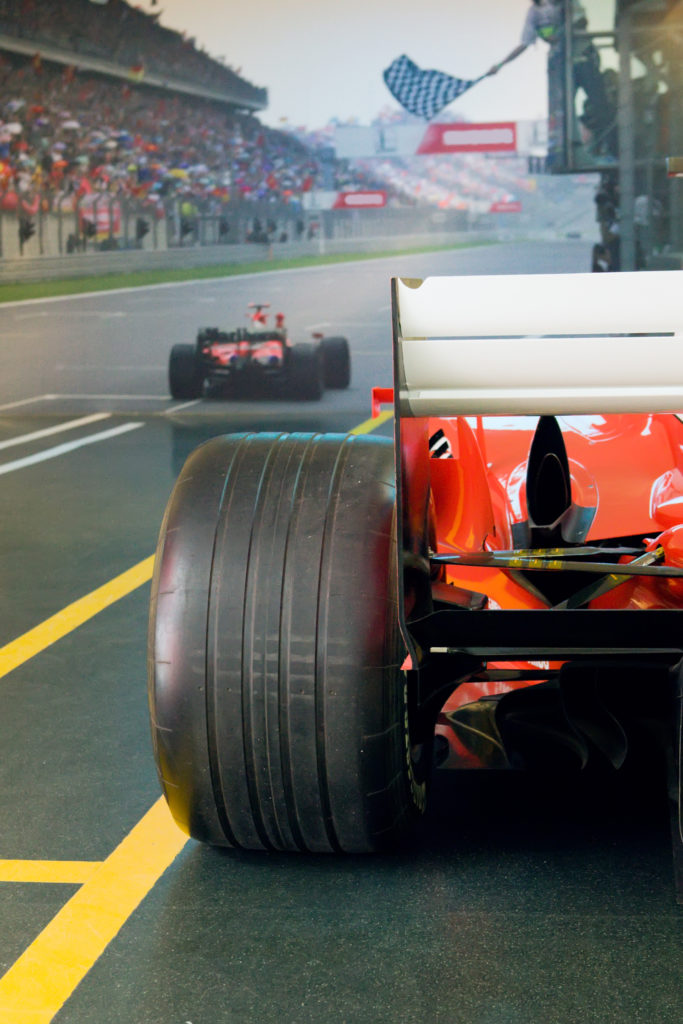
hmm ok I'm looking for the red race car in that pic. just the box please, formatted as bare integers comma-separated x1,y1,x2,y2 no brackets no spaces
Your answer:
168,302,350,400
149,270,683,897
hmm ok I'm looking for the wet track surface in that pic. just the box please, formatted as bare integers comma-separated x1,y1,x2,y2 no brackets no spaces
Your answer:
0,241,680,1022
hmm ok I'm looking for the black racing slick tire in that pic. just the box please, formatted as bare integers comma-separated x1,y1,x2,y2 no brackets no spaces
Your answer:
320,336,351,389
169,343,203,400
148,432,427,852
289,343,324,400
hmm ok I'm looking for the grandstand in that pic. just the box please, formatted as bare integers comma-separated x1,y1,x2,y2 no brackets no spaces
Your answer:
0,0,266,109
0,0,594,263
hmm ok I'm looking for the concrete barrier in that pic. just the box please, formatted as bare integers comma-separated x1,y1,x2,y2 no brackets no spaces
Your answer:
0,231,494,285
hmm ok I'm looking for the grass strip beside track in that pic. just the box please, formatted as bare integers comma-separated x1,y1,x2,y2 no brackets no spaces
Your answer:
0,241,491,304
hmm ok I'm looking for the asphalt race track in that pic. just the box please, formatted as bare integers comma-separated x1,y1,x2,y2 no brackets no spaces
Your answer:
0,240,681,1023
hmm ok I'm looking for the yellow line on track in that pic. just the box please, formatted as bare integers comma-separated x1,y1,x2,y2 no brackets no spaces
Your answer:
0,410,392,1021
0,798,187,1023
0,862,101,884
0,556,155,681
348,408,392,435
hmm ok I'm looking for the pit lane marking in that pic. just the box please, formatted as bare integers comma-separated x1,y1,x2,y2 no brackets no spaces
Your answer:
0,413,110,451
349,409,392,434
0,556,154,681
0,800,186,1022
0,861,101,884
0,410,391,1021
0,421,143,476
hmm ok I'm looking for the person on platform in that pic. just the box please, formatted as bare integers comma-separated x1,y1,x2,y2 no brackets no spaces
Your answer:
487,1,613,159
487,0,563,77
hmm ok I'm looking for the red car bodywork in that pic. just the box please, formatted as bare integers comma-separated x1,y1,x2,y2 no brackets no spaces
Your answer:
410,411,683,767
202,302,288,373
388,272,683,794
199,331,288,374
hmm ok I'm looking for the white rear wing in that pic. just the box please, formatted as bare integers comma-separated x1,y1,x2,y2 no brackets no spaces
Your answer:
392,271,683,416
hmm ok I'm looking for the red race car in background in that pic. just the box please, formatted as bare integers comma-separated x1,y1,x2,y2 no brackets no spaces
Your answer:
168,302,351,400
149,270,683,899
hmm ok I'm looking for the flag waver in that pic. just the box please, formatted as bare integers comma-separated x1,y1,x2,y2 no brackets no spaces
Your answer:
383,54,483,121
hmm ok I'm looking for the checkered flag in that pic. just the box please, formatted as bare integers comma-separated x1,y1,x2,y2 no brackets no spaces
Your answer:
383,54,483,121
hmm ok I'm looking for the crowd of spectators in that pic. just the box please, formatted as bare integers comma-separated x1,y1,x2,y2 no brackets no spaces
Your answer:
0,50,329,220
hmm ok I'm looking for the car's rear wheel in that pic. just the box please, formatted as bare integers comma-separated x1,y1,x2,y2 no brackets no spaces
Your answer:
289,343,324,400
320,336,351,389
169,343,203,400
148,432,427,851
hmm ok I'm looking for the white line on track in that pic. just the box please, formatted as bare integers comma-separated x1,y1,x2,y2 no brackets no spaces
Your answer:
0,395,169,411
0,422,143,476
52,367,165,373
20,393,168,401
14,311,127,320
322,321,385,328
0,413,110,451
164,399,201,414
0,395,53,412
55,393,166,400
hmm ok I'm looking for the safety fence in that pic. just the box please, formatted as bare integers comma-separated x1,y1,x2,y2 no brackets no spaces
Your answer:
0,195,471,260
0,194,581,283
0,197,494,282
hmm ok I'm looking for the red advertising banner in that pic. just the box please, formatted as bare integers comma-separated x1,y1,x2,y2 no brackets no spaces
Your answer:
79,195,122,238
489,200,523,213
333,191,387,209
417,122,517,155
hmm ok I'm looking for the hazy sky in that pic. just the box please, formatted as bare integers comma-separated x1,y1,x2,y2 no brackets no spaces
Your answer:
152,0,552,128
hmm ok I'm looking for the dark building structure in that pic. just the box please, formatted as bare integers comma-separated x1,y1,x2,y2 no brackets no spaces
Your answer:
546,0,683,269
